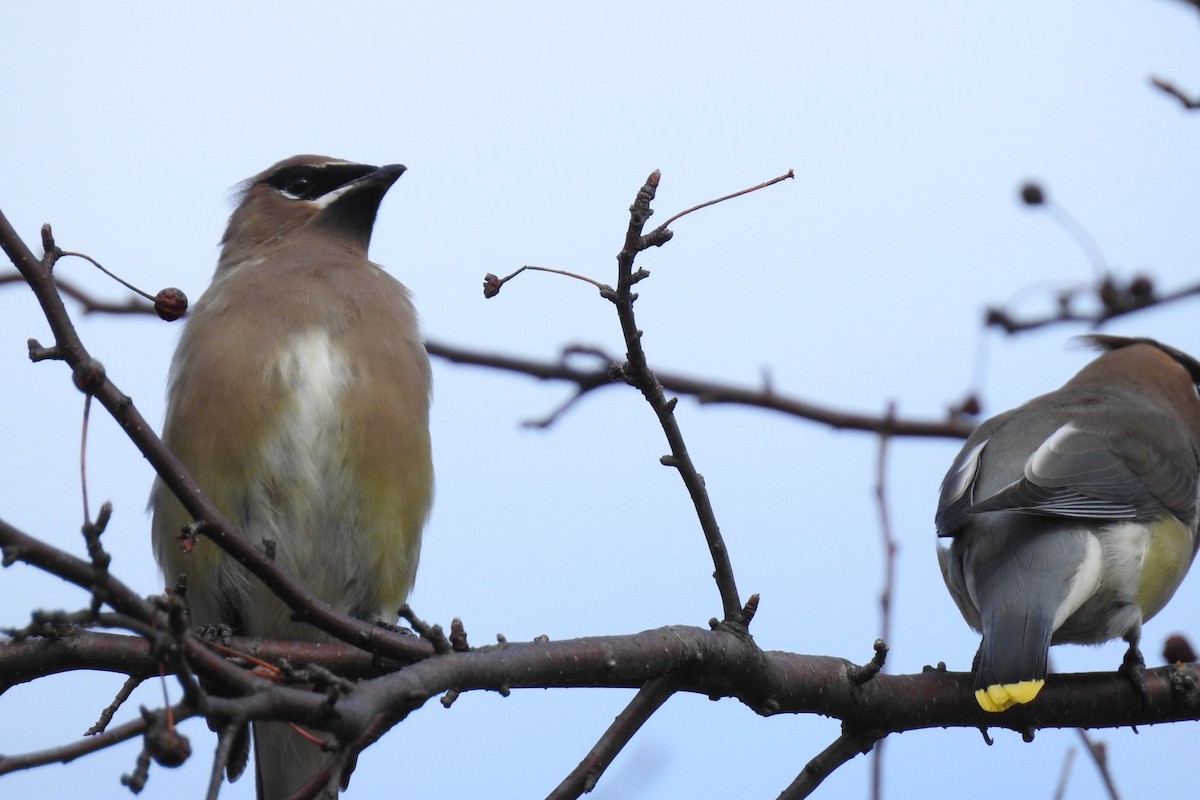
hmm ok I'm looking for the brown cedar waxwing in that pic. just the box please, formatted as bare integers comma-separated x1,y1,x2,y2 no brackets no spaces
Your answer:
936,335,1200,712
150,155,433,798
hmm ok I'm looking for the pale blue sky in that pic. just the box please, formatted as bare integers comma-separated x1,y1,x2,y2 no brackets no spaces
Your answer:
3,2,1200,798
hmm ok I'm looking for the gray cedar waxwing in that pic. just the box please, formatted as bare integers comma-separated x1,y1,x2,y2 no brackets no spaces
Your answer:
936,335,1200,712
150,155,433,798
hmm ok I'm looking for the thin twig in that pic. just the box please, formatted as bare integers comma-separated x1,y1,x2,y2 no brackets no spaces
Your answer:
58,250,158,303
0,702,196,774
651,169,794,233
85,673,147,735
1042,204,1107,279
483,264,612,298
1150,75,1200,109
546,677,676,799
1075,728,1121,800
80,394,92,524
0,271,156,314
1051,746,1076,800
870,402,898,800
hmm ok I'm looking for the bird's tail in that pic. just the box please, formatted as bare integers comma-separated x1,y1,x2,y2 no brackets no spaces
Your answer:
973,609,1055,712
254,720,331,800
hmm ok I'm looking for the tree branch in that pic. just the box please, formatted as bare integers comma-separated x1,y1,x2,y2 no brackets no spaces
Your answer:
546,676,677,799
428,339,974,438
609,170,743,624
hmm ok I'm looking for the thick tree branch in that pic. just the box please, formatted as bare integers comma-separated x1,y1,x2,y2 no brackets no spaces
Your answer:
7,625,1198,747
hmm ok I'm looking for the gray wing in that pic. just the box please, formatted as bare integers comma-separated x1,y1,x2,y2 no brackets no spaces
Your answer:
970,421,1195,522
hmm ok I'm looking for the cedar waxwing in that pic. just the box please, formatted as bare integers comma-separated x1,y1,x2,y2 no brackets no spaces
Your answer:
936,335,1200,712
150,155,433,798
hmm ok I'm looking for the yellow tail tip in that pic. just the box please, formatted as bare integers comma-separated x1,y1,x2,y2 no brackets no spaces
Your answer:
975,679,1045,712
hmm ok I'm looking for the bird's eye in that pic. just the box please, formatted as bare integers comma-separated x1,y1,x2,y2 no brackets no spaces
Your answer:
283,176,313,198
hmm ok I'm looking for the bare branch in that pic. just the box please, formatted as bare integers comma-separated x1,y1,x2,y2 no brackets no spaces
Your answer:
1151,75,1200,109
0,271,157,315
985,274,1199,335
610,170,743,624
547,677,677,799
1076,728,1122,800
426,339,975,439
0,701,198,775
1051,746,1076,800
778,728,882,799
651,168,794,233
871,404,898,800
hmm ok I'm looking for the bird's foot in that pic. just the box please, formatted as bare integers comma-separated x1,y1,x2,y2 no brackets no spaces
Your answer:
196,622,234,646
1119,644,1148,703
374,620,415,636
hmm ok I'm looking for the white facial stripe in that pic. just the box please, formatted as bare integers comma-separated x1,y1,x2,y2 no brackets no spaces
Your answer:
308,182,355,208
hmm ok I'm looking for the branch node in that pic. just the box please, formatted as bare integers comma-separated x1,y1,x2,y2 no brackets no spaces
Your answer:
27,338,61,362
398,604,453,654
639,230,672,250
71,358,107,395
449,617,470,652
740,593,760,626
40,223,60,265
847,639,889,686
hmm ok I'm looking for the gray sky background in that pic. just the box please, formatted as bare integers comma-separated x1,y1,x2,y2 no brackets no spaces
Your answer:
3,2,1200,798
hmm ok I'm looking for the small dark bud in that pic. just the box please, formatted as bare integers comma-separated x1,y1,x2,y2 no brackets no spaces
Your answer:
1019,182,1045,206
72,359,106,394
1098,276,1120,310
1129,274,1154,299
483,273,502,299
1164,634,1196,664
154,287,188,321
